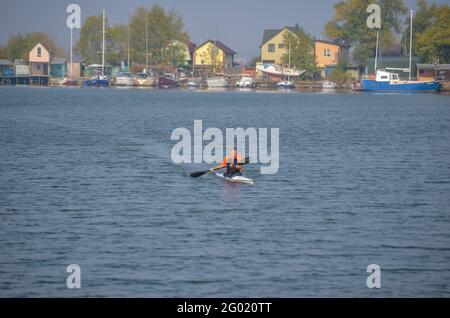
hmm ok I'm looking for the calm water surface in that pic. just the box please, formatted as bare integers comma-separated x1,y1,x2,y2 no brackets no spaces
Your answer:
0,86,449,297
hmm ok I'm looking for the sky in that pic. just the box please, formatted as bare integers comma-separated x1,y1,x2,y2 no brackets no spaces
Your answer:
0,0,448,60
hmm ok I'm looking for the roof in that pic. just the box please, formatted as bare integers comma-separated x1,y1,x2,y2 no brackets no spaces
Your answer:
261,27,298,46
315,39,349,48
417,64,450,71
0,59,13,65
50,57,67,65
33,42,51,53
198,40,236,55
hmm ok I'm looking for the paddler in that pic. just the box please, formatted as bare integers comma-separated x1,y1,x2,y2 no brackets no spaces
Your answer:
210,147,244,177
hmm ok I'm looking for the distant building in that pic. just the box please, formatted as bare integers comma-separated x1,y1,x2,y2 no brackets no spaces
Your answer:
166,40,197,66
29,43,50,76
0,59,15,77
29,43,51,85
417,64,450,81
259,27,350,78
194,40,236,71
315,39,349,68
50,57,67,78
260,27,298,65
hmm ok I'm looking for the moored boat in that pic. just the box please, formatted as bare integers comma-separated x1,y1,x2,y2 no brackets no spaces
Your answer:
207,76,228,88
158,74,179,88
114,72,134,86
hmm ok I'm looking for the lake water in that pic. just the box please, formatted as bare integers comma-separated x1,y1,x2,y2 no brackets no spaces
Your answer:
0,86,449,297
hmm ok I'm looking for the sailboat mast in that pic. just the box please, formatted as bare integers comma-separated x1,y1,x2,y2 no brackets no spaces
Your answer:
288,43,291,82
409,10,413,81
374,30,379,72
102,9,105,77
70,26,73,79
146,13,148,74
127,12,130,71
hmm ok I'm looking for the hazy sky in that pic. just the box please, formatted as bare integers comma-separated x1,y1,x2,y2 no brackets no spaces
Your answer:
0,0,448,60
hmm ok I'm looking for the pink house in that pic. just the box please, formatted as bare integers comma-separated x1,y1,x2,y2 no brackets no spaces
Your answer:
29,43,50,76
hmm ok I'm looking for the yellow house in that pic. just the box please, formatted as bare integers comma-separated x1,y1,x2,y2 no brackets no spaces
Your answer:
194,40,236,71
260,27,298,65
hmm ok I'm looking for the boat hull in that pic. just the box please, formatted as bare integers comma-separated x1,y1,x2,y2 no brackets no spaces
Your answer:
215,173,254,185
158,76,179,89
361,80,441,92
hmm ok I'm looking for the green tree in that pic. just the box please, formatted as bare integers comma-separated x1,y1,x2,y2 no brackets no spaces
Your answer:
329,61,353,85
75,15,103,64
2,32,63,62
324,0,407,65
75,14,129,66
414,2,450,63
281,28,317,73
400,0,437,57
129,5,189,66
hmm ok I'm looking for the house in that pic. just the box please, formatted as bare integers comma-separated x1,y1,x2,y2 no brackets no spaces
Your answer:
50,57,67,78
260,27,298,65
29,43,51,85
14,59,30,85
0,59,15,85
0,59,15,77
166,40,197,66
417,64,450,81
315,39,349,68
194,40,236,71
67,60,83,79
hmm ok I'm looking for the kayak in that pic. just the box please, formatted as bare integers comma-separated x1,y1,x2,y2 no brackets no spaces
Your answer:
215,173,254,185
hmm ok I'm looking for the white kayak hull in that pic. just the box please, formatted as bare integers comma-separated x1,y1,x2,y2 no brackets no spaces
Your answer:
215,173,254,185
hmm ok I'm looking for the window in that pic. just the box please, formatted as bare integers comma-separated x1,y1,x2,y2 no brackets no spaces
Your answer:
278,43,285,49
324,48,331,57
268,44,275,53
37,47,42,58
381,76,388,80
36,64,41,70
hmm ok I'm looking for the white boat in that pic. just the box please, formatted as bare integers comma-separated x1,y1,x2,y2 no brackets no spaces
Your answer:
277,80,295,89
236,76,254,88
187,80,200,88
115,72,134,86
207,76,229,88
322,81,337,89
215,173,254,185
135,73,155,86
277,45,296,89
256,64,304,77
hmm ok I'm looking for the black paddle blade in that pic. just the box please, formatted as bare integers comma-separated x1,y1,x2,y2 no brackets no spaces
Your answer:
190,170,210,178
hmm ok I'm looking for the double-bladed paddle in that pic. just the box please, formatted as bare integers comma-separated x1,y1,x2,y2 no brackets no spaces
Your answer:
190,157,251,178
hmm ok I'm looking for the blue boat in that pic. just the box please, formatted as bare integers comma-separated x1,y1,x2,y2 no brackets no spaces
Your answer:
362,11,441,93
361,70,441,92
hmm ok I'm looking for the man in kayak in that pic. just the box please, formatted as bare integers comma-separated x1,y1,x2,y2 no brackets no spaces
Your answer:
210,147,244,177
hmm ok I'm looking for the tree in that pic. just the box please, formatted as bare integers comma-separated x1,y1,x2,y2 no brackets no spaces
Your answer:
129,5,189,66
324,0,407,65
1,32,63,62
75,14,130,66
75,15,103,64
281,28,317,73
414,2,450,63
329,61,353,86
